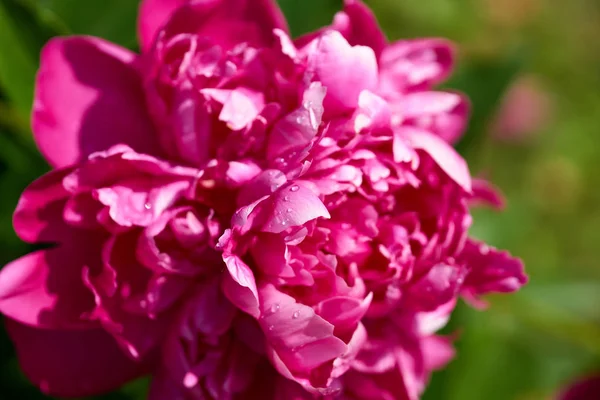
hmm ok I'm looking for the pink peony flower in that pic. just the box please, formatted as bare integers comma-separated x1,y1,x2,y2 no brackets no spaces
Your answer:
0,0,527,398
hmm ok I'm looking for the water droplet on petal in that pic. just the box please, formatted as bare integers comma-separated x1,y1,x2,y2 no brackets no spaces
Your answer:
286,208,292,213
292,311,300,319
284,196,290,201
290,185,299,192
144,202,152,210
270,303,280,314
268,325,275,331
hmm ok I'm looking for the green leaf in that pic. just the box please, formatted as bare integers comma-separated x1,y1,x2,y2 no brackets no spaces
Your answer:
277,0,340,37
43,0,140,48
0,0,58,119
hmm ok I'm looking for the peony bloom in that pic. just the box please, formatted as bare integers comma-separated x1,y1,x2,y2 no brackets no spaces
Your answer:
0,0,527,398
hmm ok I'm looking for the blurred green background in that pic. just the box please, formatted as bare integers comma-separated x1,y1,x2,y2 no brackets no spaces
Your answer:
0,0,599,399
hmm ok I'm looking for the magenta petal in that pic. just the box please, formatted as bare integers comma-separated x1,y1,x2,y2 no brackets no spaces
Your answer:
222,256,260,318
259,284,347,372
471,178,506,209
5,319,150,397
157,0,289,51
138,0,187,51
308,31,378,114
251,183,330,234
559,375,600,400
379,38,455,92
13,168,72,243
0,243,98,328
460,240,528,304
33,36,160,168
333,0,387,58
399,127,472,192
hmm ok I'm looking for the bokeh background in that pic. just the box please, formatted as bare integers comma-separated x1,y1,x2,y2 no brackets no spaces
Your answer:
0,0,599,399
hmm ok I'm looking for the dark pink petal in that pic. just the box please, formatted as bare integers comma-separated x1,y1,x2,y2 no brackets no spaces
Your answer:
394,91,469,144
249,182,330,234
13,168,72,243
259,284,347,373
0,238,101,328
405,264,467,312
5,319,150,397
222,257,260,318
315,293,372,333
399,127,472,192
559,375,600,400
308,31,378,115
471,178,506,209
267,83,326,159
459,239,528,306
138,0,187,51
33,36,160,168
353,90,391,133
421,335,455,371
156,0,289,52
379,38,455,92
332,0,387,58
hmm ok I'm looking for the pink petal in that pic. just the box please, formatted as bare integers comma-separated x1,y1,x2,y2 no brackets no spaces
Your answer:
154,0,289,52
394,91,469,144
308,31,378,115
471,178,506,209
138,0,187,51
250,182,330,234
421,335,455,371
315,293,373,333
379,38,455,92
399,127,472,192
332,0,387,58
267,83,326,159
0,240,101,328
459,239,528,306
259,284,347,372
5,319,150,397
33,36,160,168
222,257,260,318
12,168,72,243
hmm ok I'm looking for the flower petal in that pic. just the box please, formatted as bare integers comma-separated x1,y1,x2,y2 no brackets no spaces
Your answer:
155,0,288,52
333,0,387,58
399,127,472,192
5,319,150,397
0,238,102,328
13,168,72,244
33,36,160,167
259,284,347,372
307,31,378,115
459,239,528,307
138,0,187,51
379,38,455,92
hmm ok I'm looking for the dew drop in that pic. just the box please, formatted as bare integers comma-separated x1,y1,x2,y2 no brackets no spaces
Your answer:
283,196,290,201
286,208,292,213
290,185,299,192
144,202,152,210
270,303,280,314
292,311,300,319
268,325,275,332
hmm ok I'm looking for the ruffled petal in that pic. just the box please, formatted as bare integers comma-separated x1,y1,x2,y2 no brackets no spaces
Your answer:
153,0,289,52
